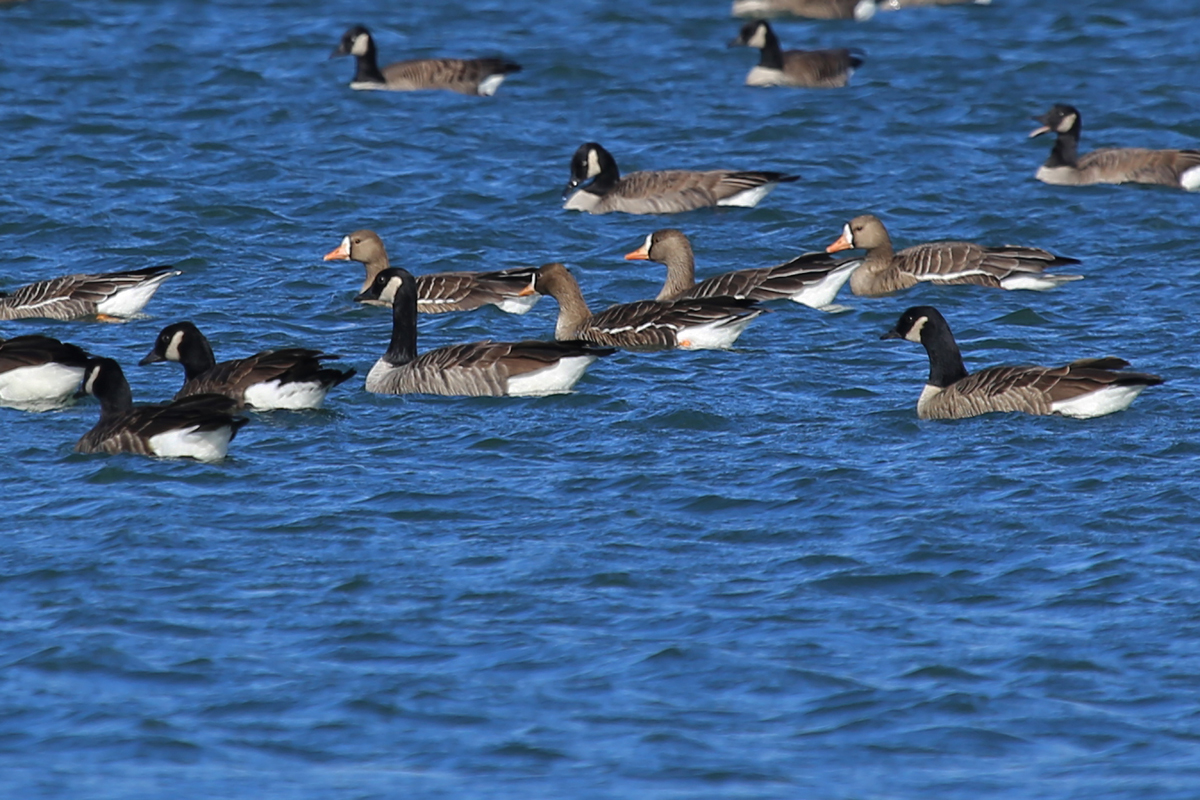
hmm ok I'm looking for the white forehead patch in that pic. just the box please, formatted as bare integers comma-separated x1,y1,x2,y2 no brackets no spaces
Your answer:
586,148,601,179
905,315,928,344
843,223,854,248
642,233,654,253
1058,113,1077,133
747,25,768,50
351,33,370,57
165,330,185,362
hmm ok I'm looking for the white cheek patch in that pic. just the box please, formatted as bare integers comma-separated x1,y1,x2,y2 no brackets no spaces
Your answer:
351,34,370,57
83,368,99,396
905,316,927,344
747,26,768,49
586,149,601,179
165,330,184,362
1059,113,1077,133
379,278,401,304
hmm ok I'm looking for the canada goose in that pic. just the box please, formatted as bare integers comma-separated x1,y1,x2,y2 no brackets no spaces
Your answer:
825,215,1082,296
0,334,90,411
729,20,863,88
139,322,355,410
528,262,767,351
562,143,800,215
330,25,521,96
0,265,180,322
323,230,540,314
624,229,861,309
356,268,612,397
882,306,1163,420
1029,104,1200,191
75,357,249,461
731,0,877,21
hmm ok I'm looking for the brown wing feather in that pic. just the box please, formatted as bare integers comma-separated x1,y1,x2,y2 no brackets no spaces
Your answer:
381,58,520,94
1079,148,1200,186
781,49,857,87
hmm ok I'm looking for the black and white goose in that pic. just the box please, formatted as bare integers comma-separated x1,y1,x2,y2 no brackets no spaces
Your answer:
625,228,861,309
75,357,250,461
562,143,800,215
729,20,863,88
323,230,540,315
731,0,877,21
882,306,1163,420
330,25,521,96
356,268,612,397
826,214,1082,296
0,334,91,411
529,262,767,351
1029,104,1200,191
139,322,355,410
0,265,180,322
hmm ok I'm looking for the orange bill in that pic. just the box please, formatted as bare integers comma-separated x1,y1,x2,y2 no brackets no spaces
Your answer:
323,237,350,261
826,231,853,253
624,243,650,261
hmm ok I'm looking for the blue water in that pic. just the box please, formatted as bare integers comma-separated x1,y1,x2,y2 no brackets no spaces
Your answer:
3,0,1200,797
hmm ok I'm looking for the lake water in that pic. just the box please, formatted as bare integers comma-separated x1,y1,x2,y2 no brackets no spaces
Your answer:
2,0,1199,797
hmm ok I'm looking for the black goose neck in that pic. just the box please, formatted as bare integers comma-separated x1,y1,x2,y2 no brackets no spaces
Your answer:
384,279,419,366
179,332,217,381
757,28,784,70
921,323,969,388
1045,129,1080,168
353,40,386,84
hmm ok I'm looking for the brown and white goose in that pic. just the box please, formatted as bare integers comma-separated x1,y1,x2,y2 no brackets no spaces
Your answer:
825,215,1082,297
880,0,990,10
323,230,540,314
0,334,91,411
528,262,767,351
139,322,355,410
624,229,861,309
729,20,863,88
731,0,876,21
1029,104,1200,191
356,268,612,397
330,25,521,96
562,143,800,215
0,265,180,322
75,357,249,461
882,306,1163,420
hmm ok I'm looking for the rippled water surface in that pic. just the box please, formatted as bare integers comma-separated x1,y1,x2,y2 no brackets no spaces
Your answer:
3,0,1200,797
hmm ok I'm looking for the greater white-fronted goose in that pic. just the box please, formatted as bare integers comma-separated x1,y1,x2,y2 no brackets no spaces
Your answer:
732,0,877,21
529,262,767,351
0,265,180,322
1029,104,1200,191
880,0,990,9
882,306,1163,420
0,334,90,411
75,357,250,461
139,322,355,410
625,229,861,309
825,215,1082,297
356,268,612,397
729,20,863,88
323,230,540,315
562,143,800,215
330,25,521,96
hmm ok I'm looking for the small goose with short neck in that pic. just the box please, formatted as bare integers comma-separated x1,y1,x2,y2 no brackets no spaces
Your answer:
323,230,540,314
358,268,612,397
826,214,1082,296
882,306,1163,420
330,25,521,96
729,20,863,88
562,143,799,215
530,262,766,351
1029,104,1200,191
625,229,861,309
139,322,355,410
75,358,249,461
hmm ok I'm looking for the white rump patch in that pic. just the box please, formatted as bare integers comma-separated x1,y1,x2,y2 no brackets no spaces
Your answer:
854,0,878,20
0,363,85,411
676,317,757,350
1000,273,1082,291
1181,165,1200,191
244,379,330,410
716,183,775,208
506,355,597,396
149,425,235,462
96,273,176,318
788,261,862,308
496,292,540,315
477,74,507,97
1052,384,1150,419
